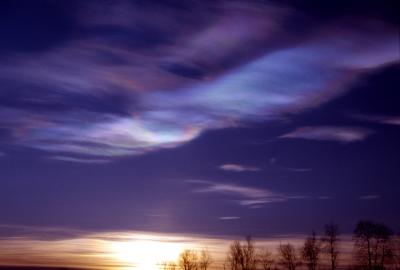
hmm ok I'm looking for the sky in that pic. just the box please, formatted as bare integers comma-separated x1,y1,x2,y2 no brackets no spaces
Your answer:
0,0,399,269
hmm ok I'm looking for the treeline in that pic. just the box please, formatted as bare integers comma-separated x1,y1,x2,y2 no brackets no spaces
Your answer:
159,220,400,270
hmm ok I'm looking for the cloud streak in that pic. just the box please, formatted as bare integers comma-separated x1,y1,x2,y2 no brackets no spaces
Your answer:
280,126,372,142
219,164,260,172
219,216,241,220
51,156,111,164
353,114,400,126
359,195,381,200
188,180,308,207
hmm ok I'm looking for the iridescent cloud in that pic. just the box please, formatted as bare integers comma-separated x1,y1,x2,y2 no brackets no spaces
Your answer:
0,1,397,161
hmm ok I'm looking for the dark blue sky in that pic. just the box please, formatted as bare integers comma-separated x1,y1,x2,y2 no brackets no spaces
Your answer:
0,0,399,240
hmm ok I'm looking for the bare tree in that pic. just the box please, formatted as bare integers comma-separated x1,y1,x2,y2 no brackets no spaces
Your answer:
179,249,198,270
258,248,274,270
242,236,257,270
199,249,213,270
354,220,375,270
302,231,321,270
393,233,400,270
227,240,242,270
226,236,257,270
374,224,394,270
322,223,340,270
279,243,300,270
353,220,394,270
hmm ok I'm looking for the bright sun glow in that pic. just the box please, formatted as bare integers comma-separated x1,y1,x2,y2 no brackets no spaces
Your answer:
110,235,189,270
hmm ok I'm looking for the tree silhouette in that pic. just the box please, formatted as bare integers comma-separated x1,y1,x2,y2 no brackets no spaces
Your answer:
322,223,340,270
199,249,213,270
226,240,242,270
226,236,257,270
353,220,394,270
279,243,300,270
302,231,321,270
257,248,275,270
393,233,400,270
162,221,397,270
179,249,198,270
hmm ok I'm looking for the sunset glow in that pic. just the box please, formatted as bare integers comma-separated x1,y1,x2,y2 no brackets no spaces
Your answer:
0,230,224,269
111,240,180,269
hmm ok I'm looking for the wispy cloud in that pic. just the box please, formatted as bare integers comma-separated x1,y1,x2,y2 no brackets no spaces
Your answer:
280,126,372,142
0,224,86,241
381,117,400,126
189,180,269,198
219,164,260,172
188,180,302,207
352,114,400,126
359,195,381,200
50,156,111,164
218,216,240,220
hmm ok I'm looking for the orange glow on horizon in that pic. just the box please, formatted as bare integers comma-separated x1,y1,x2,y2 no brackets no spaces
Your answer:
0,229,354,270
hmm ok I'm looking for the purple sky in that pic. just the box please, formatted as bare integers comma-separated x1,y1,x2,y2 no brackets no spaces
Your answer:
0,0,399,243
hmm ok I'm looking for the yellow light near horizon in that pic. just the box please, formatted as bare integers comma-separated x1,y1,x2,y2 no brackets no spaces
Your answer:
110,238,186,270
